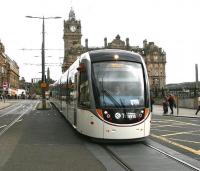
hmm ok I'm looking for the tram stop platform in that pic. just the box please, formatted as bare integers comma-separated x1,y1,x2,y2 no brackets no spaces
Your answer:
152,105,200,118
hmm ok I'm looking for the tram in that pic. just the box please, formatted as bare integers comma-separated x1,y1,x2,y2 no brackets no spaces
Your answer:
50,49,151,141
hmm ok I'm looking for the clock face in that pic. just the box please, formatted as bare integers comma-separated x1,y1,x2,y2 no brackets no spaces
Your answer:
70,25,76,32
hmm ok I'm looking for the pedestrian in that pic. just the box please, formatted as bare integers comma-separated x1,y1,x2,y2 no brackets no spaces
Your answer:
2,91,6,103
195,97,200,115
150,97,155,112
168,94,176,115
163,96,169,114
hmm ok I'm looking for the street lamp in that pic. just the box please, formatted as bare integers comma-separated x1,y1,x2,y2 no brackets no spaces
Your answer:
26,15,61,109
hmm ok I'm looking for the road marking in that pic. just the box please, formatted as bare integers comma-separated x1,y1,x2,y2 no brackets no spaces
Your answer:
0,107,31,137
173,120,200,127
16,119,23,123
151,133,200,155
0,125,7,129
0,104,23,118
161,129,200,137
151,120,170,123
154,119,200,127
151,128,175,133
33,101,39,110
168,137,200,144
153,124,184,128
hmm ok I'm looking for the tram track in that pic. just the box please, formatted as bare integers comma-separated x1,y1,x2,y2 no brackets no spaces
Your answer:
144,142,200,171
0,104,23,118
97,141,200,171
0,101,35,137
101,145,135,171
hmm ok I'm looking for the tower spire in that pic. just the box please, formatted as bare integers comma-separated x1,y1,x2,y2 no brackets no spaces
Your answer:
69,7,76,21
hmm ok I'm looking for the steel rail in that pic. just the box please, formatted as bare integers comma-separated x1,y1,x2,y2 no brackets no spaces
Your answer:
0,105,32,137
0,104,23,118
101,145,135,171
144,143,200,171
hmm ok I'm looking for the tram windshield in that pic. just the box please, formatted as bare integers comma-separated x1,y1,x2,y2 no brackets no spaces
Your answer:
92,61,145,108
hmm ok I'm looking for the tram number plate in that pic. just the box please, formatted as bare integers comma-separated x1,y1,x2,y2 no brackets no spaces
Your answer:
123,113,136,119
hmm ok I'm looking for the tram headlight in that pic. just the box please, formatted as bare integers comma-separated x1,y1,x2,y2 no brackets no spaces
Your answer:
114,54,119,60
104,111,108,114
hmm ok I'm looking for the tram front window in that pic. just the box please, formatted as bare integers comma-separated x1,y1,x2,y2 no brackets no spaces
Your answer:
92,61,145,108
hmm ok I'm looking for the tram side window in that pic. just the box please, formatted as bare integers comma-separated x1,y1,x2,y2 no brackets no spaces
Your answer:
79,70,90,108
66,83,70,103
67,73,76,104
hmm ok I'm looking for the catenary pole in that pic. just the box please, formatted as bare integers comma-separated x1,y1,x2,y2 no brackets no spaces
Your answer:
26,16,61,109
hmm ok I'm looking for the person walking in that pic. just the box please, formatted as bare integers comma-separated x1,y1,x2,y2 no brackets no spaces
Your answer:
163,96,169,114
195,97,200,115
0,93,2,101
2,91,6,103
168,94,176,115
150,97,155,112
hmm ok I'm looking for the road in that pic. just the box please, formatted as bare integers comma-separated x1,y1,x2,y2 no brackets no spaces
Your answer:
151,114,200,161
0,100,199,171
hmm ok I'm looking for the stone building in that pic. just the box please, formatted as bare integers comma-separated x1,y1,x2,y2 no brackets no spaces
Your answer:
62,8,166,90
0,40,19,94
62,8,84,72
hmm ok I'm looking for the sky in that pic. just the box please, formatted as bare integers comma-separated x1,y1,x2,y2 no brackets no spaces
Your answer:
0,0,199,84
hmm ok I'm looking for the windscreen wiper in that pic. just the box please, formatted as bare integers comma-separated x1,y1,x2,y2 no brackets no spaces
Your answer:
102,89,122,108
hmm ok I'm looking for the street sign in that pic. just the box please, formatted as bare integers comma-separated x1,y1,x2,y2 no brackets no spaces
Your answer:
40,82,47,88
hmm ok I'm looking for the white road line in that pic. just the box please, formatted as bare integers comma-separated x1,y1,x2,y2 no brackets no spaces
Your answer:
168,137,200,144
0,107,31,137
0,104,23,118
0,125,7,129
161,129,200,137
33,101,39,110
150,129,175,133
16,119,23,123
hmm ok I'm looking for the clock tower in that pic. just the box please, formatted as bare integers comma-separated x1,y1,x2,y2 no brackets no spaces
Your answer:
62,8,83,72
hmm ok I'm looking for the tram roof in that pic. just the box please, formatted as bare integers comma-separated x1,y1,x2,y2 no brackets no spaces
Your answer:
88,49,142,63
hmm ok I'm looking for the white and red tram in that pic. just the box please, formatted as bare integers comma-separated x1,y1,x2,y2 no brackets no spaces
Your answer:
50,49,151,141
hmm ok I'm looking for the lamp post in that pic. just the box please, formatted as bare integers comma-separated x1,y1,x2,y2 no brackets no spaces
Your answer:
26,16,61,109
195,64,199,109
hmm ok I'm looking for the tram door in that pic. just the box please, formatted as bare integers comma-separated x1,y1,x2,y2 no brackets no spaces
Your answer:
67,70,78,127
73,74,78,126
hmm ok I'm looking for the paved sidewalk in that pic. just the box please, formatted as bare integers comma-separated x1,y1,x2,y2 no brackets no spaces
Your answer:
152,105,200,118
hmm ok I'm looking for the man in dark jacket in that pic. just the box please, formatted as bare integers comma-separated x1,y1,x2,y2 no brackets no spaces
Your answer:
168,94,176,115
